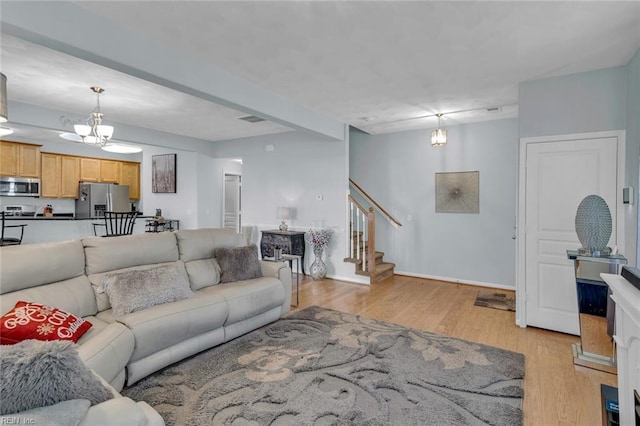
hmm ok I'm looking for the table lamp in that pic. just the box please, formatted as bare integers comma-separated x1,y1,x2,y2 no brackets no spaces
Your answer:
278,206,292,231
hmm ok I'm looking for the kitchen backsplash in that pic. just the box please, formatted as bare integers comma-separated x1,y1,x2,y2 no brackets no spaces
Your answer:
0,197,76,214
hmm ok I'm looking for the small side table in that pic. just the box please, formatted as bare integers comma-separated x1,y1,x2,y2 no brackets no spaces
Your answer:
145,219,180,233
260,230,306,275
263,254,301,307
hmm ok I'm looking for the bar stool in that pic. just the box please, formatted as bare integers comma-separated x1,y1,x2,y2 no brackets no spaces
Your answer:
0,212,27,246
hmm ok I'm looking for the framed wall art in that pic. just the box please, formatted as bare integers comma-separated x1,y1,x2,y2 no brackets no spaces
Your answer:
152,153,177,193
435,171,479,213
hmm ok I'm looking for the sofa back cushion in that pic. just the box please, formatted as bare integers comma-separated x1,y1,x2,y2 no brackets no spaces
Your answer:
176,228,246,290
0,240,97,318
0,240,86,294
184,258,221,291
83,233,179,275
176,228,246,262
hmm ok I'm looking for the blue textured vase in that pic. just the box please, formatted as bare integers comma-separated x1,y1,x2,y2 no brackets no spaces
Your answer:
575,194,612,256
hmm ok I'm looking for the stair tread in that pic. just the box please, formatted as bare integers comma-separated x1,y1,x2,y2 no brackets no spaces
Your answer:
344,251,385,264
355,262,395,276
374,262,395,271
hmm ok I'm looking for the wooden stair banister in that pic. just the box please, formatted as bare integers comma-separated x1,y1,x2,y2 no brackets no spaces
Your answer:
347,194,389,283
349,178,402,229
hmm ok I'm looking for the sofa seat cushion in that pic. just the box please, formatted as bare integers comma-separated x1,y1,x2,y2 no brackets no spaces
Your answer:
200,277,285,325
77,317,135,389
110,292,229,362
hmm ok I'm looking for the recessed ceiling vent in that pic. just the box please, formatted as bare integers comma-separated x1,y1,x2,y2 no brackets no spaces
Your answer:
486,107,502,113
238,115,266,123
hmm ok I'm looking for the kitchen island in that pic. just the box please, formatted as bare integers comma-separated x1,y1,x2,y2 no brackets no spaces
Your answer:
3,214,177,244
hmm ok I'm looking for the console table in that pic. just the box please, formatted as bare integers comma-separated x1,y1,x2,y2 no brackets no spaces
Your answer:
260,230,306,275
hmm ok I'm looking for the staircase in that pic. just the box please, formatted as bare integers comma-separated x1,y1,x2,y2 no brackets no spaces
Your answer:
344,231,395,283
345,180,400,284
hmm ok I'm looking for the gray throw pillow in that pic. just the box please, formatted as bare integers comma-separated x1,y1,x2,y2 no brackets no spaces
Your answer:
0,340,111,415
102,264,194,319
214,244,263,283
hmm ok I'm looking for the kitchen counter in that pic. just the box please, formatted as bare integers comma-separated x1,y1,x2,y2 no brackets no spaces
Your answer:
4,213,147,220
1,213,160,245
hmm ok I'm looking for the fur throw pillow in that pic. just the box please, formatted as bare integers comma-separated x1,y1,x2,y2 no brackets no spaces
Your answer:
214,244,263,283
0,340,111,415
102,264,194,319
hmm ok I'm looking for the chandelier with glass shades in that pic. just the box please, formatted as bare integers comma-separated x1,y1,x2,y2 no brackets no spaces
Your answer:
74,86,114,145
60,86,141,153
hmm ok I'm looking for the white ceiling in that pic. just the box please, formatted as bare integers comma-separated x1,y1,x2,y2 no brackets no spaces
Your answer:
2,1,639,144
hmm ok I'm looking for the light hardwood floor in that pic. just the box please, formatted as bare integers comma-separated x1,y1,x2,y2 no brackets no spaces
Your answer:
290,274,617,426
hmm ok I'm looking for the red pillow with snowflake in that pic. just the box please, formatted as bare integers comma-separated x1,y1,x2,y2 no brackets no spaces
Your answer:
0,301,92,345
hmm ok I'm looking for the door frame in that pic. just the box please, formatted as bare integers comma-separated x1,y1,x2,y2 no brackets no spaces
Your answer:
516,130,626,328
221,173,242,232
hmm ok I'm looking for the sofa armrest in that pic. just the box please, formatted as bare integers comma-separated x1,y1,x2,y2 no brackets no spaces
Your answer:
260,261,292,313
260,260,288,278
79,397,164,426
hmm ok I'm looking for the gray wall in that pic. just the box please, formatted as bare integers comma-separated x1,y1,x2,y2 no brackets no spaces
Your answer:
196,157,242,228
519,66,627,138
519,60,638,266
209,130,357,281
139,145,199,230
350,118,519,288
627,49,640,266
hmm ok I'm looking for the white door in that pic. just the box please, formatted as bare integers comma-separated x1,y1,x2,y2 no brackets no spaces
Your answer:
524,137,618,334
223,174,241,232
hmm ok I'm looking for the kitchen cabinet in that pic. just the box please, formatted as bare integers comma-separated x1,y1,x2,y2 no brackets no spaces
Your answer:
40,153,80,198
19,144,41,177
1,141,18,176
60,156,80,198
0,141,41,177
79,158,101,182
119,161,140,200
100,160,120,183
40,153,61,198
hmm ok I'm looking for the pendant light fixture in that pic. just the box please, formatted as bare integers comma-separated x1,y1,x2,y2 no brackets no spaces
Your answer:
74,86,114,146
0,72,13,136
0,73,8,123
431,113,447,147
60,86,140,153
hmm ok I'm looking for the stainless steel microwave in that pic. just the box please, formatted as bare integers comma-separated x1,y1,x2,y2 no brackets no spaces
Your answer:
0,176,41,197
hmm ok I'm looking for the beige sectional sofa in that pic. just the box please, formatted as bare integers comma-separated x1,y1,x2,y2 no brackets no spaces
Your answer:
0,228,292,425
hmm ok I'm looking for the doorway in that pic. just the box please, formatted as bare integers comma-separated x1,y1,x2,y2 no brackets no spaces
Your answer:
517,131,626,334
223,174,241,233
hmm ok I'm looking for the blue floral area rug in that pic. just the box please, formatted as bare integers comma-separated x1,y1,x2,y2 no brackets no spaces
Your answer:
123,306,524,425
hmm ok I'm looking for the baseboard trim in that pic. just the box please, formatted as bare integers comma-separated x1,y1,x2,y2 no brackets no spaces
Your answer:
394,270,515,291
326,274,370,285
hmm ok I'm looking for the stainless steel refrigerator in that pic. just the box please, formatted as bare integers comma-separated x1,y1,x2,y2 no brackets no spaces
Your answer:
75,183,130,218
